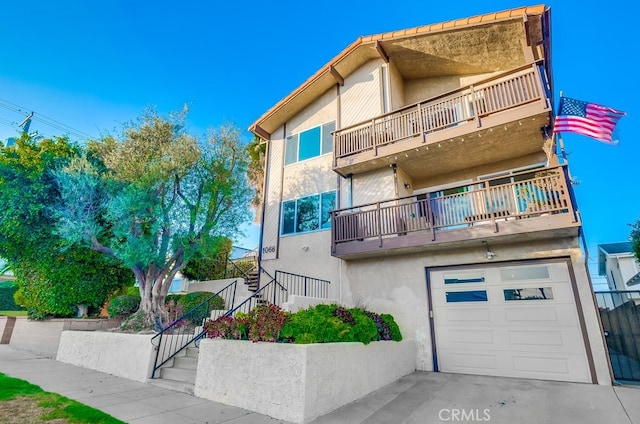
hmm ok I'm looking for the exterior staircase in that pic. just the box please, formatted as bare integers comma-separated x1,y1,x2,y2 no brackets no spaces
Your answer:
245,268,259,292
148,346,199,394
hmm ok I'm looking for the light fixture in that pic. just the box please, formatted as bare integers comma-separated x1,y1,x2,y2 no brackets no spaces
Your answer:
404,182,411,189
482,241,495,260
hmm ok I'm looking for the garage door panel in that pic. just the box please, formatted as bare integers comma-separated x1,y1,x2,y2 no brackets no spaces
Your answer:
439,329,584,354
429,261,591,383
446,352,498,371
504,305,579,326
436,307,491,322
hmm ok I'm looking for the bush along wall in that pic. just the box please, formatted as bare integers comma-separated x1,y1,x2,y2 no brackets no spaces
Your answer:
203,304,402,344
0,281,25,311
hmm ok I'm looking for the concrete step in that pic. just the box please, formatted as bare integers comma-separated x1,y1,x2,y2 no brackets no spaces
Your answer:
173,355,198,370
160,366,196,384
185,346,199,358
147,377,195,395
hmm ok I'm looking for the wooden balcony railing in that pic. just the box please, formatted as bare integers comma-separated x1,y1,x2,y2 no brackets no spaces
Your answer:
333,63,547,161
331,165,577,247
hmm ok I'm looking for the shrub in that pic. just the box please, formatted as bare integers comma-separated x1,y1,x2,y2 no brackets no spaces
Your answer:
178,292,226,325
0,281,25,311
106,294,140,318
204,312,249,340
381,313,402,342
349,308,379,345
204,303,402,345
281,304,352,344
247,304,289,342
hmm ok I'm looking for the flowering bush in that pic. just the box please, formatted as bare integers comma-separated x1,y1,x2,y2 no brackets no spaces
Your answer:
203,312,249,340
203,303,402,344
247,304,289,342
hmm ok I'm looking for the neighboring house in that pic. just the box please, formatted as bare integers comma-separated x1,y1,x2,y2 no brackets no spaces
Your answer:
249,5,611,385
598,242,640,306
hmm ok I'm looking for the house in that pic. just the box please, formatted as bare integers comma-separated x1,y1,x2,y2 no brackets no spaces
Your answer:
597,242,640,308
598,242,640,291
249,5,612,385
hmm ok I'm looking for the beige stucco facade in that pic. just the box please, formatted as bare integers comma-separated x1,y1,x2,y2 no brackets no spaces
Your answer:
252,5,612,385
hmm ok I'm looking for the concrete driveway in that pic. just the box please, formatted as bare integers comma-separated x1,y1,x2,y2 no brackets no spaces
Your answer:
1,345,638,424
311,371,640,424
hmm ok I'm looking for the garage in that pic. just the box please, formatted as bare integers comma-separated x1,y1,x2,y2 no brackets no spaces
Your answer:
427,259,593,383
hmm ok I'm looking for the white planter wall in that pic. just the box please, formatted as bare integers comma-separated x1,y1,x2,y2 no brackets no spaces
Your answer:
56,331,157,383
195,338,416,423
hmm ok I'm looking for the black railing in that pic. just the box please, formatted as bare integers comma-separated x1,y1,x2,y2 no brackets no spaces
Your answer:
595,290,640,382
226,270,287,316
150,280,238,379
274,270,331,299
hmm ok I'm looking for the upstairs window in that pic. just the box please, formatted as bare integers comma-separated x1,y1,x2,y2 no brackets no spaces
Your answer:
281,191,336,235
285,121,335,165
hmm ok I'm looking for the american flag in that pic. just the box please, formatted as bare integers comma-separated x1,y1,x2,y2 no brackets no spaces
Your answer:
553,97,626,144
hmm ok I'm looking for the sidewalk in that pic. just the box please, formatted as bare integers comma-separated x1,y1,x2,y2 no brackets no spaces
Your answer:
0,345,287,424
1,344,639,424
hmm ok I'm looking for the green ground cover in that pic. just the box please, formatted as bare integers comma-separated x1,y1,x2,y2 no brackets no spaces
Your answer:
0,373,124,424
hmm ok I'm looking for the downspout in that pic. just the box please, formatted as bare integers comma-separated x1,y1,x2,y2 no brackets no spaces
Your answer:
257,136,270,285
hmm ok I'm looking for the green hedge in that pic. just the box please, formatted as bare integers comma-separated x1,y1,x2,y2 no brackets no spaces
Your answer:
0,281,25,311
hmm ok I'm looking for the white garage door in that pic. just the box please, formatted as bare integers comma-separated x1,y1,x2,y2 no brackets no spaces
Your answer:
429,261,592,383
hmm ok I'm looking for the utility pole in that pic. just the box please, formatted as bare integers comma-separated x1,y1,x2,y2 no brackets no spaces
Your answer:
18,112,33,134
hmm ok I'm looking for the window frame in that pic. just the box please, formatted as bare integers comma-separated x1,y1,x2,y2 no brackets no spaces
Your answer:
284,121,336,166
281,190,336,236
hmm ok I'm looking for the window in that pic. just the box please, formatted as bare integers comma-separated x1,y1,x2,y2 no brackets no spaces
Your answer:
446,290,488,303
500,266,550,281
281,191,336,235
285,121,335,165
504,287,554,301
444,270,485,284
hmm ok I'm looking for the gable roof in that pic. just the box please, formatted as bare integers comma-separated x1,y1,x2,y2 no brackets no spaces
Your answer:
249,4,547,139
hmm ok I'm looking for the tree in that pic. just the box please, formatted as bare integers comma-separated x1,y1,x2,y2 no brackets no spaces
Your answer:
181,236,233,282
246,136,266,223
53,110,252,328
630,218,640,262
0,134,133,318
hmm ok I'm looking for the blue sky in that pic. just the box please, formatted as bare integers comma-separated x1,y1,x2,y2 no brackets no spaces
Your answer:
1,1,637,288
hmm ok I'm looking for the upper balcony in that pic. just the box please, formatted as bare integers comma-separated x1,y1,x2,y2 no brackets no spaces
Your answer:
330,165,580,259
333,63,551,178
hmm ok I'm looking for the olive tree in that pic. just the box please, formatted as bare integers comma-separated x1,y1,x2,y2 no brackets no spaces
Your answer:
53,110,252,328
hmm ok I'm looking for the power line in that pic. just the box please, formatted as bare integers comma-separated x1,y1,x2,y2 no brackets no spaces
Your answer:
0,97,97,142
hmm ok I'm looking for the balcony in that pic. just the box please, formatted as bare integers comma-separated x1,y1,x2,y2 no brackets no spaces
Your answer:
330,165,580,259
333,63,551,178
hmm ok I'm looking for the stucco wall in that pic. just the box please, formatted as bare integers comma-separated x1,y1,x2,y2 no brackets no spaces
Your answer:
282,154,335,200
262,231,342,302
352,167,395,206
9,318,121,358
56,331,156,383
281,295,339,313
195,339,416,423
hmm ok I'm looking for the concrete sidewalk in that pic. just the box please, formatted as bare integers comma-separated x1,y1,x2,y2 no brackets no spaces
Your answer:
1,345,639,424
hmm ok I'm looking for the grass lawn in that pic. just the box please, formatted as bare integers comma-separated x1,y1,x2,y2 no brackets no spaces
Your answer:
0,311,27,317
0,373,124,424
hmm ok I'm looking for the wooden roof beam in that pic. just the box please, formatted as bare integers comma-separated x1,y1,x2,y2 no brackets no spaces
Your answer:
252,125,271,141
376,40,389,63
329,65,344,86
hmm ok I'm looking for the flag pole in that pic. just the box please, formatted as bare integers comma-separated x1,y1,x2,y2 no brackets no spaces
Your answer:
556,91,567,164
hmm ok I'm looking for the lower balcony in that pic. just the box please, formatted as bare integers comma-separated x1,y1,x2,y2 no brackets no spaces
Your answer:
331,165,581,259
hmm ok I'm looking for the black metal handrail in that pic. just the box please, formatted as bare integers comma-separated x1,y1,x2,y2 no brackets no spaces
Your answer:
225,276,287,316
150,279,238,379
274,270,331,299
